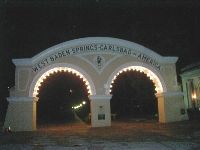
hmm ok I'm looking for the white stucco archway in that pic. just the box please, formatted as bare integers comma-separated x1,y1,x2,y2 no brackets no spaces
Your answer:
4,37,188,131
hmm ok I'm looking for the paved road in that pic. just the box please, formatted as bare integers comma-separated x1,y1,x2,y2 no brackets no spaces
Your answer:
0,141,199,150
1,120,200,149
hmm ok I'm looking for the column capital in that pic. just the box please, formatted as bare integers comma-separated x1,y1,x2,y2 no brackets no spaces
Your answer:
156,91,183,98
89,95,112,101
7,96,39,102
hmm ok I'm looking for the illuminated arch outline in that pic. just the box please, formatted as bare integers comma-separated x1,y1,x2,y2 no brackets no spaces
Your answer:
29,63,96,97
106,62,167,95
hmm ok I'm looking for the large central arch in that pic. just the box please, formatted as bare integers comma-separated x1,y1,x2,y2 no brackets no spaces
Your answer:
4,37,188,131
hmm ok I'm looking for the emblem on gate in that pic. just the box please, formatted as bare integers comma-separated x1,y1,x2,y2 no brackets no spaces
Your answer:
93,55,105,70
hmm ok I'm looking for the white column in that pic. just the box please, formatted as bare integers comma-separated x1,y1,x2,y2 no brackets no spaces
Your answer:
156,92,188,123
89,95,111,127
4,97,38,131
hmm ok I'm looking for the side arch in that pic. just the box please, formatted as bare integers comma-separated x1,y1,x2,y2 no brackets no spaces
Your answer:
105,62,167,95
29,63,96,97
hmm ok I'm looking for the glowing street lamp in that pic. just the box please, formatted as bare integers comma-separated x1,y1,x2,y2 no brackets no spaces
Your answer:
192,92,197,108
192,92,197,100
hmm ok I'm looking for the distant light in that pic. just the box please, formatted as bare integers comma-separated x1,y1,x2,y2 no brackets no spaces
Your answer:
72,101,87,110
192,92,197,100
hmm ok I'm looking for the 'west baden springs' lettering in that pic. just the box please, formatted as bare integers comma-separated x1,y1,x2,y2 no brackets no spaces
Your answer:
32,43,161,73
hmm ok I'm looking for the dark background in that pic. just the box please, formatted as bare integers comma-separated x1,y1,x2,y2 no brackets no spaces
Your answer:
0,0,200,122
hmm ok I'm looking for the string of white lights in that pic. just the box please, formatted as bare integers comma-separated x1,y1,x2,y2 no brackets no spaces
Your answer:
33,67,92,97
72,101,86,110
109,66,163,94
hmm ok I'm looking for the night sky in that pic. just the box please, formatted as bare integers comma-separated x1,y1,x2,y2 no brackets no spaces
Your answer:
0,0,200,122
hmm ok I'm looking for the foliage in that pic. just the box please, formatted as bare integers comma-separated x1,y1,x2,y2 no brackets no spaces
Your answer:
111,71,157,119
37,72,90,124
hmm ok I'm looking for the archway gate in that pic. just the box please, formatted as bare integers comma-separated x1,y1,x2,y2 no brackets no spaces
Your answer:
4,37,188,131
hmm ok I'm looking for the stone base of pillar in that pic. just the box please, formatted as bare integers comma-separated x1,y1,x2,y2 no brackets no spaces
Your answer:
156,92,188,123
4,97,38,131
89,95,111,127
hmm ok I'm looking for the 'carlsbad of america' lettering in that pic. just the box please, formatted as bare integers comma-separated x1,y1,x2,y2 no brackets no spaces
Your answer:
32,43,161,72
137,53,161,70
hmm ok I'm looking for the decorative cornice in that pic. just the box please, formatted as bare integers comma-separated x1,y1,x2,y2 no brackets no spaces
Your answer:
12,58,32,66
180,69,200,78
158,57,178,64
181,62,200,73
156,91,183,98
7,96,38,102
89,95,112,101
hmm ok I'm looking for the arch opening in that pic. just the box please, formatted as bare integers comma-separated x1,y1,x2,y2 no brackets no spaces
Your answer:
109,66,164,95
32,67,93,98
110,70,158,120
37,71,90,126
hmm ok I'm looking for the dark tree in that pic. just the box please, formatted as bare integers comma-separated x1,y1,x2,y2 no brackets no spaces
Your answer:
111,71,157,119
37,71,90,124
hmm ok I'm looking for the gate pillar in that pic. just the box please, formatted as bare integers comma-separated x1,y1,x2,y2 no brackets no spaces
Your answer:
89,95,111,127
156,92,188,123
4,97,38,131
